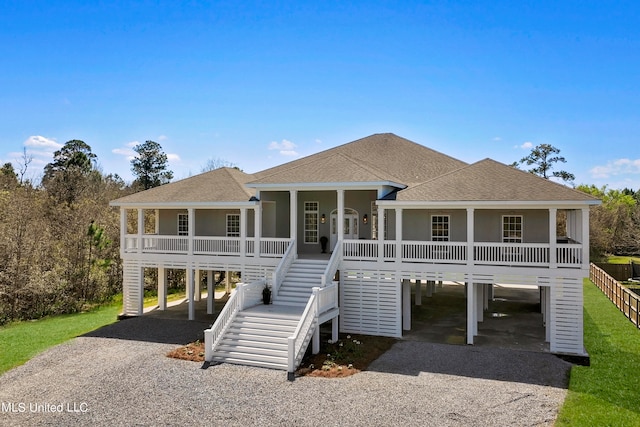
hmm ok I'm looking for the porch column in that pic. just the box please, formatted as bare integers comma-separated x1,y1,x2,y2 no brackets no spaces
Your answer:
549,208,557,268
402,279,411,330
466,281,476,344
337,189,345,242
290,190,298,240
254,202,262,258
187,268,195,321
415,280,422,305
378,207,385,259
137,208,144,254
154,209,159,234
158,267,167,310
120,208,127,257
207,270,214,314
194,269,201,302
187,208,195,256
466,208,474,266
395,208,403,262
581,208,590,267
240,207,247,258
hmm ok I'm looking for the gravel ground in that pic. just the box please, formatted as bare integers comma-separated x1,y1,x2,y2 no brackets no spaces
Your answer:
0,317,571,427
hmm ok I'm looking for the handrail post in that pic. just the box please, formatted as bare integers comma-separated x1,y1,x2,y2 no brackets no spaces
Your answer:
312,287,320,354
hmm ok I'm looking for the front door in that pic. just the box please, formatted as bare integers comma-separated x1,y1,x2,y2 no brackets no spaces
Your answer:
330,209,359,250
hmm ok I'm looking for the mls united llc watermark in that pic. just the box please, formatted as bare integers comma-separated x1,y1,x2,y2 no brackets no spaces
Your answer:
2,402,88,414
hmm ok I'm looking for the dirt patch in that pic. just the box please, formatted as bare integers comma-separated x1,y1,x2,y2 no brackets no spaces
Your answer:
166,334,396,378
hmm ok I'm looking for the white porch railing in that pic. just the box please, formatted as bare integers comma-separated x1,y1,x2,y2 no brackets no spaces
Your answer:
123,234,290,257
271,239,296,298
204,279,265,362
402,241,467,263
557,244,582,267
342,239,584,268
287,283,339,376
474,243,549,266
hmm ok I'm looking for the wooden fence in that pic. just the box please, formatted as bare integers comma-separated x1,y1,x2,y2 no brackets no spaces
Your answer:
590,263,640,329
593,262,632,282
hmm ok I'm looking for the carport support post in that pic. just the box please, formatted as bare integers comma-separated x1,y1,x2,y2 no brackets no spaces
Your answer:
477,284,484,323
415,280,422,305
194,270,201,302
225,270,231,294
332,317,338,343
158,267,167,311
466,282,476,344
402,279,411,330
545,287,551,342
187,268,195,321
426,280,433,297
207,270,214,315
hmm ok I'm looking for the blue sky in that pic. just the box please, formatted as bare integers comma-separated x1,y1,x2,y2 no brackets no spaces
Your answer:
1,1,639,189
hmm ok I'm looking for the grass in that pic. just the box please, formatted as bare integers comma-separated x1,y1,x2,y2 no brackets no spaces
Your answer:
0,302,120,375
556,279,640,426
606,255,640,264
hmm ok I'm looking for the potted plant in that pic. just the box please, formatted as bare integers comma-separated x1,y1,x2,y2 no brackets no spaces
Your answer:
262,283,272,304
320,236,328,253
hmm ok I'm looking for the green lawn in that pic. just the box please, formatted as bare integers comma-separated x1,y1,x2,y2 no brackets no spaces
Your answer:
556,279,640,426
606,255,640,264
0,303,120,375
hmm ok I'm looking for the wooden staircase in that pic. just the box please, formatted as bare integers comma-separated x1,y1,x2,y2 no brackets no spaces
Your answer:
208,305,303,370
275,259,329,306
208,258,329,370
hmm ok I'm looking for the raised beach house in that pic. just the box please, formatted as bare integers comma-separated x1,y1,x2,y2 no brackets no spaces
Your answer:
110,133,599,377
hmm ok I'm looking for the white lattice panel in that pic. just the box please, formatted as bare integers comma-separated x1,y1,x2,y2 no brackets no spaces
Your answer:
550,277,585,355
122,261,143,316
340,269,401,337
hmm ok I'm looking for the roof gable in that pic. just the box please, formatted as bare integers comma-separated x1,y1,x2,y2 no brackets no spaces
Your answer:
252,133,467,186
111,167,256,206
395,159,599,202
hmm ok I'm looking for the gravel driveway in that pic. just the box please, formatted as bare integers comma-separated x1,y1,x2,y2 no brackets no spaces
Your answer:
0,317,570,426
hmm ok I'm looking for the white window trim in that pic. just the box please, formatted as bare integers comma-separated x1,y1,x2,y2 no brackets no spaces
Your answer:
431,214,450,242
177,213,188,236
226,213,240,237
502,215,523,243
304,201,319,244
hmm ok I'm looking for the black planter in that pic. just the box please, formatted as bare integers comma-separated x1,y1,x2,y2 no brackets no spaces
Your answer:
262,288,271,304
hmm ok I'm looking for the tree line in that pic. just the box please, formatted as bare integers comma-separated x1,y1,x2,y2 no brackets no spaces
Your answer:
0,140,173,325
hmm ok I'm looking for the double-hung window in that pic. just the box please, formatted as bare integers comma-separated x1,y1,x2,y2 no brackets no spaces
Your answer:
226,214,240,237
502,215,523,243
177,213,189,236
304,201,319,244
431,215,450,241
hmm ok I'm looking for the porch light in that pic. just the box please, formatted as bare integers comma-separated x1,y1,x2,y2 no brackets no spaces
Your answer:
321,213,326,224
363,214,368,224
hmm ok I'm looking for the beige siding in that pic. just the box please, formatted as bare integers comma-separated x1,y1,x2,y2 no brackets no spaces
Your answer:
474,209,549,243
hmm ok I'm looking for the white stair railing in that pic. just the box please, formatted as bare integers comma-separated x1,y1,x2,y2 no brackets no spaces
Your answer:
271,239,296,298
286,283,339,380
204,279,266,362
287,288,319,379
320,240,342,287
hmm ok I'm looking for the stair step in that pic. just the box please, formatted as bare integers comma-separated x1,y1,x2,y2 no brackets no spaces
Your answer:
210,356,287,371
232,320,297,332
216,344,287,358
235,315,299,326
228,326,295,337
273,299,307,307
220,337,288,350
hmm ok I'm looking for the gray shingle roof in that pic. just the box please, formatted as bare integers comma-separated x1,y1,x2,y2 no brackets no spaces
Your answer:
252,133,468,186
394,159,599,202
110,167,256,206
